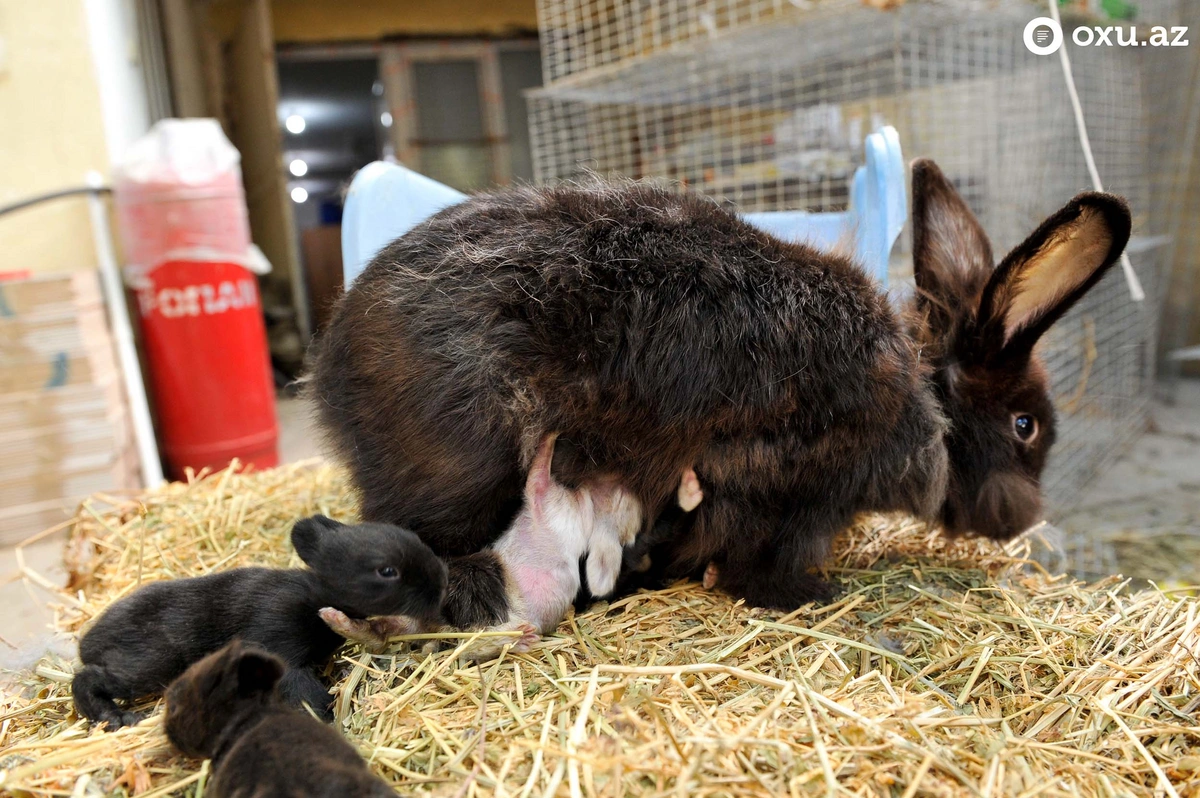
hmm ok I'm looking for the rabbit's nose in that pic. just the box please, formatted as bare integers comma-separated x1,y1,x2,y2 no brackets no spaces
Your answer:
973,471,1041,541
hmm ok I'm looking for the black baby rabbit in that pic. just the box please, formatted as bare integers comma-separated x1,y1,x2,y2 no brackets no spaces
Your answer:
73,515,446,728
164,641,396,798
310,162,1130,629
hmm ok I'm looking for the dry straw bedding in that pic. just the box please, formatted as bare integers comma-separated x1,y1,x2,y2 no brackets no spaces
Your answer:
1,462,1198,798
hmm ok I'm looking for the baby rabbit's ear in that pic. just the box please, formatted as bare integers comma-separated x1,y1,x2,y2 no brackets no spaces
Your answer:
231,647,285,698
291,515,343,566
910,158,995,312
976,192,1131,363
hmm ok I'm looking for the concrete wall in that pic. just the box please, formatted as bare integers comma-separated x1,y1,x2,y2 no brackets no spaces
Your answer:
0,0,112,274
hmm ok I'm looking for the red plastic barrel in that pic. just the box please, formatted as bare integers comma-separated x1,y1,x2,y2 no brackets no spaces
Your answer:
113,120,278,480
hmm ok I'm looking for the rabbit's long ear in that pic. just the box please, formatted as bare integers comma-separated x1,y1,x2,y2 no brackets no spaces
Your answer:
233,646,285,698
976,192,1131,362
910,158,994,310
291,515,342,566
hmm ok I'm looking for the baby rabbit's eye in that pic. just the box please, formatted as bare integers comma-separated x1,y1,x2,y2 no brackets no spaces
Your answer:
1012,414,1038,443
377,566,399,579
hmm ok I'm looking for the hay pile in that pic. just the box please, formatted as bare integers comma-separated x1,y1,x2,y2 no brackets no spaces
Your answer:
1,462,1198,797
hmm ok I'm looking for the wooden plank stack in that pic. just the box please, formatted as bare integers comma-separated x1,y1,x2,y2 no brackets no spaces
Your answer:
0,272,141,544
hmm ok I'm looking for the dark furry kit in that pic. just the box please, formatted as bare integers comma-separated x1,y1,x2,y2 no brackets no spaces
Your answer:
164,640,396,797
72,515,445,729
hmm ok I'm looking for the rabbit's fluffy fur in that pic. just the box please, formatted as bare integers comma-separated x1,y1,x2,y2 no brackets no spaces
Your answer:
310,160,1130,629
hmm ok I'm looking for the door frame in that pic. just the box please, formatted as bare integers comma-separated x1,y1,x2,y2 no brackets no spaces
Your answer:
276,38,540,186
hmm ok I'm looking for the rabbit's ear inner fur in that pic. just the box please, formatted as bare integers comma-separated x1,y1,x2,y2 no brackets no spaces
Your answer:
977,193,1132,361
910,158,994,318
910,158,1132,366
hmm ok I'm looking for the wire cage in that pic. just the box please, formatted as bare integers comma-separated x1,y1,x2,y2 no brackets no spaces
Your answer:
527,0,1200,576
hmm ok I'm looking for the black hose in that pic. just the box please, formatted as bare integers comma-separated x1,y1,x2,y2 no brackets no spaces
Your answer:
0,185,113,218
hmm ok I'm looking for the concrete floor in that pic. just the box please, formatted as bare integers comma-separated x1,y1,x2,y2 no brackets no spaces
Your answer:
2,386,1198,674
0,532,72,672
1056,379,1200,583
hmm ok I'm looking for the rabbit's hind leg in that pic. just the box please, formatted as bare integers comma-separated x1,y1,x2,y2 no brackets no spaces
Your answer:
691,494,841,610
72,665,142,729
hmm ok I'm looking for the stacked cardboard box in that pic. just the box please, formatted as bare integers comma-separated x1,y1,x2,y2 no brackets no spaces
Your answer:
0,272,140,544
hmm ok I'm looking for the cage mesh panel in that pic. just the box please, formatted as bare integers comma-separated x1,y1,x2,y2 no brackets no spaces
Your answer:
529,0,1200,576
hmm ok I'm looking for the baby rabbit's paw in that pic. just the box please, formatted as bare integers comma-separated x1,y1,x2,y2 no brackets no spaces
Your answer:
319,607,367,640
319,607,424,652
368,615,423,640
97,709,142,731
585,535,624,598
321,607,431,652
507,622,540,653
459,621,540,661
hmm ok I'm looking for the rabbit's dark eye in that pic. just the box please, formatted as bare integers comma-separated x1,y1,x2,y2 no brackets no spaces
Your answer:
377,566,399,579
1012,414,1038,442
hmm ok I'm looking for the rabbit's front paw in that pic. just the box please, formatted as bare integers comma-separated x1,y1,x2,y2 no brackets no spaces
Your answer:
319,607,425,651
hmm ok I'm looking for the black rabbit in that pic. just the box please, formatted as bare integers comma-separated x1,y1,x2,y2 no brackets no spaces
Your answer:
73,515,446,728
164,641,396,797
310,161,1130,633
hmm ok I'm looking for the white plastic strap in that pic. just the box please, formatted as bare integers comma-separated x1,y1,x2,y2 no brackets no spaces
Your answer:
1048,0,1145,302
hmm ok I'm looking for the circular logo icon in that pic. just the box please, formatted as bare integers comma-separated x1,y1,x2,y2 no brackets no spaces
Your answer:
1024,17,1064,55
